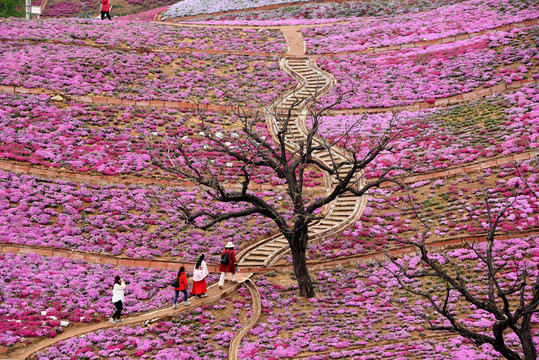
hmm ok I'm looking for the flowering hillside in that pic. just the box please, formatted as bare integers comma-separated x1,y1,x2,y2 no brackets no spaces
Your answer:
0,0,537,358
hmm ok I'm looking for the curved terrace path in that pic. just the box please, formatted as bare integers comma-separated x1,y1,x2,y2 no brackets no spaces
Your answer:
8,274,252,360
1,15,538,360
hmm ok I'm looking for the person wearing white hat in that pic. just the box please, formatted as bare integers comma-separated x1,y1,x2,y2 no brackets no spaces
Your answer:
218,241,237,288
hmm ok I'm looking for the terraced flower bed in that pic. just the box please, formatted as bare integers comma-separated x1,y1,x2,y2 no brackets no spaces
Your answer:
36,287,252,359
0,93,325,187
0,169,284,260
312,85,538,174
0,19,287,53
41,0,91,17
318,25,538,109
0,252,219,347
189,0,467,23
123,0,177,8
240,248,539,359
163,0,315,19
0,43,293,105
115,6,171,21
301,0,538,54
299,161,538,261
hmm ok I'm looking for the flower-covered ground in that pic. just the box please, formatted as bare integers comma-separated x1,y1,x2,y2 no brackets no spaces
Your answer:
0,93,321,184
41,0,174,18
318,25,538,109
187,0,466,23
34,241,538,359
1,0,538,357
0,19,287,53
243,252,539,360
36,286,252,359
0,169,286,260
0,43,293,105
237,250,539,359
0,252,221,346
311,84,538,175
163,0,315,19
293,160,539,261
301,0,538,54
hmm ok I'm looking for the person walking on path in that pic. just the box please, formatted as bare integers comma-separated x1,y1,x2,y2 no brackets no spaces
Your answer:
193,254,209,298
101,0,111,20
173,266,190,308
218,242,237,289
110,275,126,323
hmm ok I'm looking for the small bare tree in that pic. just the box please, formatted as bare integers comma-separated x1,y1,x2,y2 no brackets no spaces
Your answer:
149,91,406,298
385,173,539,360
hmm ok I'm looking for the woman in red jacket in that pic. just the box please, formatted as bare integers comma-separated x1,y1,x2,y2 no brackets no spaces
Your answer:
101,0,111,20
173,266,190,308
218,242,237,289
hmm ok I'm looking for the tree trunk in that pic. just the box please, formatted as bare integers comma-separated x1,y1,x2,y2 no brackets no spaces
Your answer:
288,227,315,298
519,316,537,360
493,323,523,360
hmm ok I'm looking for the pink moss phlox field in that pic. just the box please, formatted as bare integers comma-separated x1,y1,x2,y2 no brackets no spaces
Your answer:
42,0,92,18
0,253,220,346
115,6,172,21
186,0,465,24
42,0,172,17
0,44,293,105
301,161,538,261
310,85,538,175
163,0,314,19
0,19,287,53
36,289,251,359
122,0,176,9
0,93,324,185
301,0,538,54
318,25,538,109
0,170,282,259
237,249,538,359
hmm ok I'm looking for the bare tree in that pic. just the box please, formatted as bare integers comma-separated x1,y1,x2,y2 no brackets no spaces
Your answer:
148,91,405,297
385,172,539,360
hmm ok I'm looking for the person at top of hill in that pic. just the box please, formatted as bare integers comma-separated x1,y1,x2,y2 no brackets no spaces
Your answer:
101,0,111,20
218,241,238,289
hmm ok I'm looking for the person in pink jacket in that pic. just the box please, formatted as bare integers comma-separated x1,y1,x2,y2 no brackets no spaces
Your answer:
101,0,111,20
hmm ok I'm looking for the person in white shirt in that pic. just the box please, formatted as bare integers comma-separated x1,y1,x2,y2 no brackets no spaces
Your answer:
110,275,126,323
192,254,209,298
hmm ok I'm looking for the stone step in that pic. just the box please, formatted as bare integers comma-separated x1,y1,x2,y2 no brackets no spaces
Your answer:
252,249,278,255
327,214,352,220
333,209,358,215
335,197,359,202
262,243,287,249
333,207,357,213
239,261,266,267
244,255,271,261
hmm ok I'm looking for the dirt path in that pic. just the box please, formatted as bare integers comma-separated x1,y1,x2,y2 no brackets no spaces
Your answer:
0,159,284,191
281,27,306,56
228,277,262,360
6,274,250,360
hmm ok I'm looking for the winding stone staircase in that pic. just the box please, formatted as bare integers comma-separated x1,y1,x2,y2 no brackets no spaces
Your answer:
237,56,367,268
